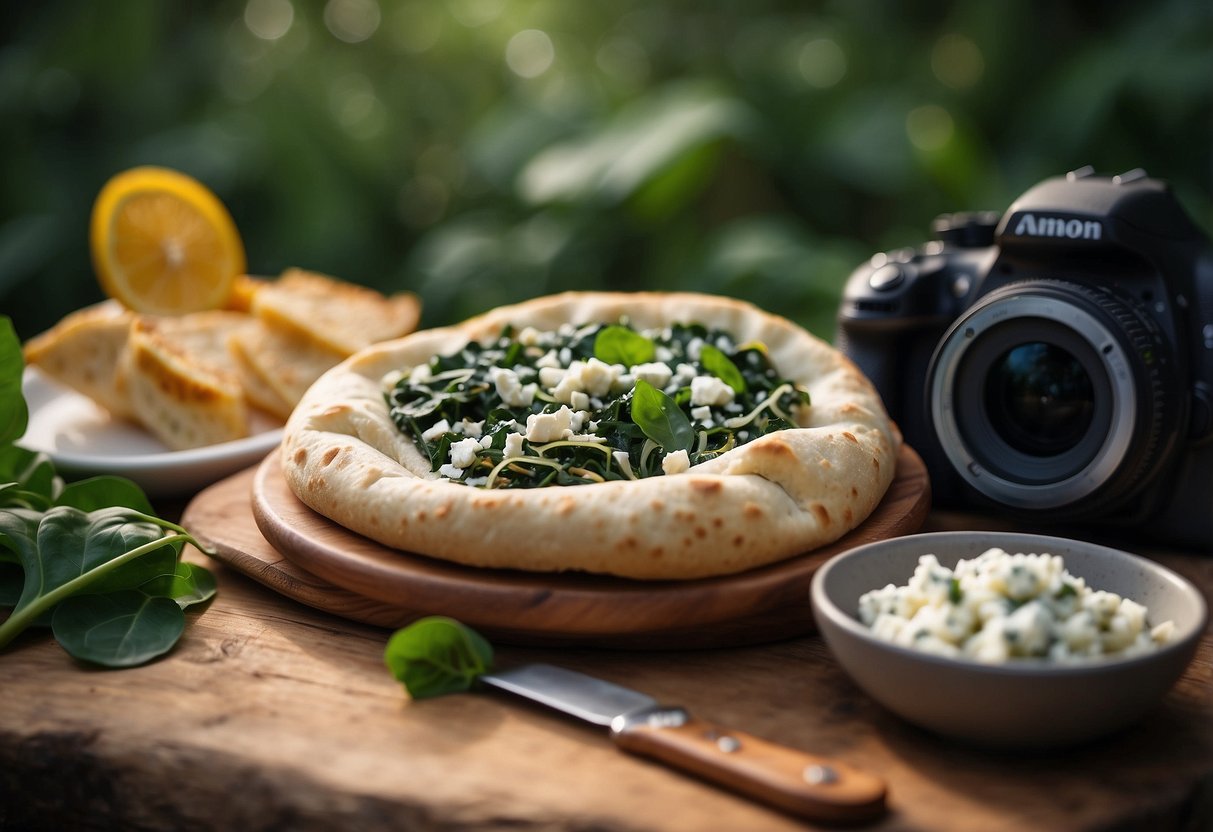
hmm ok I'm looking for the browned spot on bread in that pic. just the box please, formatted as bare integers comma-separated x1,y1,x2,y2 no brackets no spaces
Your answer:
360,468,381,488
844,506,854,524
712,517,724,528
694,526,707,539
873,456,881,469
320,404,349,418
416,510,427,522
690,479,723,495
307,475,326,491
398,516,409,529
649,547,664,559
616,536,639,551
750,438,795,459
842,431,858,443
651,500,665,512
477,498,503,510
435,503,451,519
674,510,695,523
850,486,860,498
732,534,745,547
743,502,765,520
292,447,307,465
556,496,576,516
820,458,832,469
322,447,340,466
811,502,831,526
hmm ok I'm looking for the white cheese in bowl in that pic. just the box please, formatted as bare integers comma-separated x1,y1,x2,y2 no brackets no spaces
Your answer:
857,547,1176,664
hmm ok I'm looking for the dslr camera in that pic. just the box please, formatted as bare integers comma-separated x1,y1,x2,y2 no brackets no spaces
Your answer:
836,168,1213,547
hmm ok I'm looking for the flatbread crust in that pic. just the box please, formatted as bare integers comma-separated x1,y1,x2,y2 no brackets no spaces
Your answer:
281,292,900,580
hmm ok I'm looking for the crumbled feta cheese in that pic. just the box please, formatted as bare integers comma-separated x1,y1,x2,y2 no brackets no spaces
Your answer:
538,366,566,388
517,326,543,347
687,337,705,361
525,406,573,443
536,349,562,369
690,375,735,407
421,419,451,441
490,367,537,408
437,463,463,479
408,364,433,385
631,362,673,389
691,405,713,424
449,437,482,468
503,432,526,459
661,449,691,475
456,419,484,438
857,547,1176,664
570,390,591,412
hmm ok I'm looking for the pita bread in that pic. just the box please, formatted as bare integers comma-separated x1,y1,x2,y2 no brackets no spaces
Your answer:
252,268,421,356
23,300,136,420
119,317,249,450
282,292,900,580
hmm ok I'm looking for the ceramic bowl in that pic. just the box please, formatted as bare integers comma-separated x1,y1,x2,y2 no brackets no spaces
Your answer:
810,531,1207,749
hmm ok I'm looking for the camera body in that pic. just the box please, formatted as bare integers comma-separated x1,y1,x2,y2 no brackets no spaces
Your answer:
836,168,1213,547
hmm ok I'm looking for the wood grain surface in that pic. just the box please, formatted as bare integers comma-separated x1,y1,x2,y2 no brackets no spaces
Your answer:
1,526,1209,832
190,443,930,648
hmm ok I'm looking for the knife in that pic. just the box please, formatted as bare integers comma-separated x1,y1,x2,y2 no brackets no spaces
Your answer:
480,663,887,824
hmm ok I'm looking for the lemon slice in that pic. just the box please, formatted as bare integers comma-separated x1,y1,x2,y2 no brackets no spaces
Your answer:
90,166,246,315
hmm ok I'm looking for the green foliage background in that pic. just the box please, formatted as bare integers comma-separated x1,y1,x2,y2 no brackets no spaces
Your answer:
1,0,1210,342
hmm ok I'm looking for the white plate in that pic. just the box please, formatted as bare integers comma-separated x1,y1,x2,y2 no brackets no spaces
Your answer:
18,367,283,498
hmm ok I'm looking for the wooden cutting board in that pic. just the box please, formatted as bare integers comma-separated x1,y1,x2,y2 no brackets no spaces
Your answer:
183,443,929,648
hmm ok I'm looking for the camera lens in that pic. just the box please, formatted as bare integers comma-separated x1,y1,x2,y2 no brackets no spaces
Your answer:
984,342,1095,456
928,280,1176,513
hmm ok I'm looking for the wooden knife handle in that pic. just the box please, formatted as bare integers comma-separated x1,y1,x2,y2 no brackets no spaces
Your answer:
611,709,886,824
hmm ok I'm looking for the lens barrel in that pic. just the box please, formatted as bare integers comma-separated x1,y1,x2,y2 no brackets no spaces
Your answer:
928,281,1176,514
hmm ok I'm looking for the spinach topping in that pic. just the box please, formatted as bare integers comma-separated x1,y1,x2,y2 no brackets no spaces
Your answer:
384,320,811,489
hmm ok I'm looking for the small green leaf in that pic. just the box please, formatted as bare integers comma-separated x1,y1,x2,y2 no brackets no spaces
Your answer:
630,379,695,454
0,446,60,509
948,578,963,605
147,562,217,609
52,591,185,667
594,325,656,367
56,477,154,515
384,616,494,700
699,344,746,394
0,317,27,446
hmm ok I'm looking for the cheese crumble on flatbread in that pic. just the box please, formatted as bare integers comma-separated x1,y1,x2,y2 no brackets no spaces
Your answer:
282,292,900,580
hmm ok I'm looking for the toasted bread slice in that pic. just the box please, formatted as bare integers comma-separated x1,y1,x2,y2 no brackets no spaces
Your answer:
120,317,249,450
223,274,269,314
252,268,421,356
137,310,289,421
230,321,346,415
23,300,136,420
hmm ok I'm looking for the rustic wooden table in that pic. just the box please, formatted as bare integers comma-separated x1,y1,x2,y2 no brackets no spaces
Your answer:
0,498,1209,831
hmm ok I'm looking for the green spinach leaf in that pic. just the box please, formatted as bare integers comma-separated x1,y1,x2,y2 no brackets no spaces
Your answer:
384,615,494,699
51,591,185,667
594,325,655,367
630,379,694,454
56,476,155,515
0,318,27,447
699,344,746,394
0,506,201,654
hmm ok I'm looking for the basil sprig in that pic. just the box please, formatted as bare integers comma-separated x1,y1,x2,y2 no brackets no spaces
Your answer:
631,379,694,453
0,316,217,667
594,324,655,366
384,616,494,699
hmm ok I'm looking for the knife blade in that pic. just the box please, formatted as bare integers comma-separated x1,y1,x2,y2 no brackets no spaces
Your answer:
480,663,886,824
